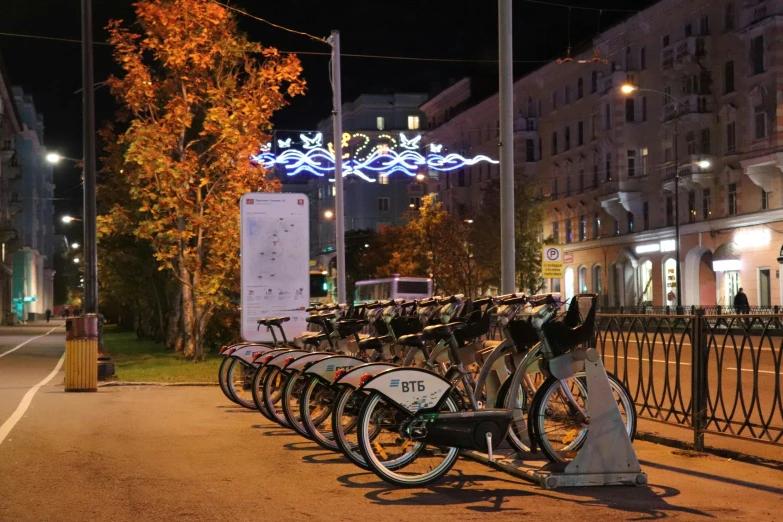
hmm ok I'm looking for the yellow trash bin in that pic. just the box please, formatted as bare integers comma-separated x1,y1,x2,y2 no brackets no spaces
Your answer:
65,314,99,392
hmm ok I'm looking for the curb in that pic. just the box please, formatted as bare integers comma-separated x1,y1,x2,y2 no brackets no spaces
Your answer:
99,381,219,387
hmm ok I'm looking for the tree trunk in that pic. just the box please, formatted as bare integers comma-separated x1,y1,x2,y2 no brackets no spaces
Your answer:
166,285,182,351
179,263,203,360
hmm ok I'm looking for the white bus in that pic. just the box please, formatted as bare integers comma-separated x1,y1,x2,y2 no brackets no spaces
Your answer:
354,276,432,303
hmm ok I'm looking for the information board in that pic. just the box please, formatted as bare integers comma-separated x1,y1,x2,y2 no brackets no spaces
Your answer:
240,193,310,342
542,245,564,278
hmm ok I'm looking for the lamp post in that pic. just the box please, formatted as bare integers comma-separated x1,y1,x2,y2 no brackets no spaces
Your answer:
621,84,685,312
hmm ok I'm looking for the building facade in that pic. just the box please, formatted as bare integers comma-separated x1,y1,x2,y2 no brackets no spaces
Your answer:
0,59,21,324
426,0,783,309
11,87,55,320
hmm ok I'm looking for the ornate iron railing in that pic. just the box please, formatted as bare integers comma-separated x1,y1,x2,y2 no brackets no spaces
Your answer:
596,310,783,450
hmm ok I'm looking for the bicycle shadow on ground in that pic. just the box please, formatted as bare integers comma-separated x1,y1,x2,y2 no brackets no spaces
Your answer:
301,451,350,465
282,441,321,451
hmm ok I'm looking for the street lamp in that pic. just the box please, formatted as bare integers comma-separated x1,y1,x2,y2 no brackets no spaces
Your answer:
73,257,80,264
62,215,83,223
416,173,426,181
621,83,685,312
71,242,80,249
324,210,334,219
46,152,82,164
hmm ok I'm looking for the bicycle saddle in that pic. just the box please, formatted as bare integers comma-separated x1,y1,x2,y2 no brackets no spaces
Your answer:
336,319,368,336
358,335,393,351
396,333,425,348
303,334,329,347
257,317,290,326
422,321,467,341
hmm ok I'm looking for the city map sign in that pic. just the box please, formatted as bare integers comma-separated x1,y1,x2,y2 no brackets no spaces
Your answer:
542,245,564,278
240,193,310,342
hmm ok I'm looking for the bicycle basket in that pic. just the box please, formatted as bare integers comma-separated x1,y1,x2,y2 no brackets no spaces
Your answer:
541,294,597,356
507,317,539,349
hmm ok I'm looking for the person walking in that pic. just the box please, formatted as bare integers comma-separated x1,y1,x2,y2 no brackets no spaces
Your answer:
734,287,751,328
45,309,51,323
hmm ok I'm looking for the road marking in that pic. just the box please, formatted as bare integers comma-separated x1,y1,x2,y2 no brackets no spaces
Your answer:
0,327,59,359
0,351,65,447
604,354,778,374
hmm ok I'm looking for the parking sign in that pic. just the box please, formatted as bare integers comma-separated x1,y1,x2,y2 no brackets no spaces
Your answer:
542,246,564,278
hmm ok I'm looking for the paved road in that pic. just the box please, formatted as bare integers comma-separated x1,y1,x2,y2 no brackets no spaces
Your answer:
1,379,783,520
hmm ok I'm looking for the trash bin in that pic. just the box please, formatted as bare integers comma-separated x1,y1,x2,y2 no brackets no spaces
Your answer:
65,314,99,392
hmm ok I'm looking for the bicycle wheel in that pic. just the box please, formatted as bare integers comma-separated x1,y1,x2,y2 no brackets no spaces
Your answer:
262,367,291,428
218,357,240,405
252,365,275,422
357,392,460,487
226,358,257,410
300,375,340,451
532,372,636,463
331,387,373,469
282,370,312,439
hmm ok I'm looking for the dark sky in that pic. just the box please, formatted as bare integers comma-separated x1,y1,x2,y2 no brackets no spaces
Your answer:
0,0,650,227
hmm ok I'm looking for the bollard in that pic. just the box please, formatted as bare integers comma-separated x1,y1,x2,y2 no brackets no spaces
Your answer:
65,314,99,392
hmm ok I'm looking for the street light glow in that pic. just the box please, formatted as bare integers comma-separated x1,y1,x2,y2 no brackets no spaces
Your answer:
46,153,62,164
620,84,637,94
71,242,79,249
416,173,426,181
324,210,334,219
61,215,78,223
697,160,711,169
73,258,80,264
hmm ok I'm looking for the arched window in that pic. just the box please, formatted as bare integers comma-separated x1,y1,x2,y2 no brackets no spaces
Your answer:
564,267,575,301
592,264,603,293
578,265,588,294
640,260,653,304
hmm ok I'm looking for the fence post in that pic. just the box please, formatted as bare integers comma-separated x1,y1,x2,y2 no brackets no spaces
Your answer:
691,308,707,451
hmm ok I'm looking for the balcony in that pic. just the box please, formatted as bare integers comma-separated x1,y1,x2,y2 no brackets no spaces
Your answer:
600,71,637,96
739,0,783,33
514,116,538,136
662,95,713,123
661,155,715,191
661,37,709,70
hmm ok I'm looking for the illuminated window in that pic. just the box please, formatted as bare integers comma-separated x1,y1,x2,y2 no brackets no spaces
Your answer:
376,116,385,130
378,174,389,185
407,115,420,130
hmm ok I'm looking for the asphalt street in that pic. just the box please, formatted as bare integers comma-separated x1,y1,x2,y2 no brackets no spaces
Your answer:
1,325,783,520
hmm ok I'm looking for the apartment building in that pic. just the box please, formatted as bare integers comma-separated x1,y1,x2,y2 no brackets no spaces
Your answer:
426,0,783,308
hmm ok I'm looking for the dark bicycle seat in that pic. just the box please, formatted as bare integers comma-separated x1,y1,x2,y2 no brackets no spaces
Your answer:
542,294,597,356
396,333,425,348
303,334,329,347
336,318,368,336
358,335,393,351
258,317,290,326
422,321,467,341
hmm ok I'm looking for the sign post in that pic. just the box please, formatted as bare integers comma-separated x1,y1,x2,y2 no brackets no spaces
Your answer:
542,245,564,279
240,193,310,342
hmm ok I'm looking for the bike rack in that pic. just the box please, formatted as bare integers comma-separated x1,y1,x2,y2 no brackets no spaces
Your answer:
465,347,647,489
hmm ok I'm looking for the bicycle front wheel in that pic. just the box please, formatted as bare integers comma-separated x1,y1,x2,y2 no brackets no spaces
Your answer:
357,392,460,487
262,367,291,428
218,357,240,405
226,359,257,410
282,370,312,439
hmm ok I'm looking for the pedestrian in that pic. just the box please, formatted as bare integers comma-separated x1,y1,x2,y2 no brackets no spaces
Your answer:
45,309,51,323
734,287,751,328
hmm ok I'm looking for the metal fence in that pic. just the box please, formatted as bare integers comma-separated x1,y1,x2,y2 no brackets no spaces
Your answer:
596,310,783,450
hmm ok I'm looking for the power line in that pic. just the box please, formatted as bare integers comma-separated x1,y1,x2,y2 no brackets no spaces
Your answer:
211,0,328,44
0,31,111,46
520,0,640,13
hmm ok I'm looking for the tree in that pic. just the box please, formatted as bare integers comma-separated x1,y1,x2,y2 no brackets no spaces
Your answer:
470,180,545,294
100,0,305,359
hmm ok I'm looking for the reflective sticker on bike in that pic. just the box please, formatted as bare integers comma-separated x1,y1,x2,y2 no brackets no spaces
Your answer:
373,441,388,460
562,429,578,445
400,440,413,452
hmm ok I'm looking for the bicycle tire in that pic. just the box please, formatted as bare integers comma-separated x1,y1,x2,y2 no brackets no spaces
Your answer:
281,370,313,439
262,367,292,428
226,358,257,410
218,357,240,405
299,375,340,451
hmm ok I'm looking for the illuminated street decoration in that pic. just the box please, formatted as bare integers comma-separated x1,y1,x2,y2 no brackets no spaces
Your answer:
251,132,498,182
277,138,292,149
301,133,323,149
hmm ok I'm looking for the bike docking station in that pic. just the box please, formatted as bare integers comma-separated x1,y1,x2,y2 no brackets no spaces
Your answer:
464,345,648,489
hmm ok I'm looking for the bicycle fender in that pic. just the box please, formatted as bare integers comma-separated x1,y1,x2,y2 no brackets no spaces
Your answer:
304,355,365,382
229,344,276,365
264,350,309,369
358,367,452,414
284,352,333,371
332,362,398,389
254,348,295,366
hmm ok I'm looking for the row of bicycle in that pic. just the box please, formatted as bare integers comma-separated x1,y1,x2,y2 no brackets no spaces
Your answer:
218,292,636,487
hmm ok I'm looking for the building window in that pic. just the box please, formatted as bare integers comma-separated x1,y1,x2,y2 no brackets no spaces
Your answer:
640,47,646,70
378,197,390,211
751,35,765,75
564,85,571,105
579,215,587,240
565,219,573,243
458,170,465,187
551,131,558,155
593,213,601,238
577,77,584,99
378,174,389,185
525,139,535,162
761,188,769,210
686,131,697,155
552,91,558,110
604,104,611,130
700,128,710,154
728,183,737,215
564,126,571,150
409,196,422,209
552,221,560,241
685,23,693,37
605,152,612,181
663,35,670,47
666,196,674,226
376,116,385,130
615,218,621,236
699,16,709,35
627,150,636,177
551,178,558,200
577,121,584,146
703,188,711,219
641,96,647,122
590,71,598,94
627,212,634,233
565,173,571,196
643,201,649,230
625,98,635,122
688,192,696,222
725,2,734,30
538,138,542,160
593,163,599,187
592,264,603,293
726,122,737,153
591,114,598,140
641,147,649,176
724,60,735,93
579,170,585,192
552,278,561,293
755,110,767,140
407,115,420,130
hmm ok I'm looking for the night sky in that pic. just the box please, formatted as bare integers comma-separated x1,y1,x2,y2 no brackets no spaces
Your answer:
0,0,650,228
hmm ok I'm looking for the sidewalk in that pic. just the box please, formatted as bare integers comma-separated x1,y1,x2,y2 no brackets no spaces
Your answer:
1,385,782,520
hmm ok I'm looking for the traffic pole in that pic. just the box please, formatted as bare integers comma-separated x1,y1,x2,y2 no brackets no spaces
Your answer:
499,0,516,294
330,30,347,304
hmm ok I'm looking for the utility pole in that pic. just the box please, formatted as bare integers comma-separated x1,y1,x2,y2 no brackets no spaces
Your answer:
329,30,347,304
673,115,682,313
82,0,97,314
499,0,516,294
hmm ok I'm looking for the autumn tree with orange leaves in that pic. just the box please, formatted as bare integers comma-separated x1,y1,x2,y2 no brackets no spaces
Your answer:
100,0,305,359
